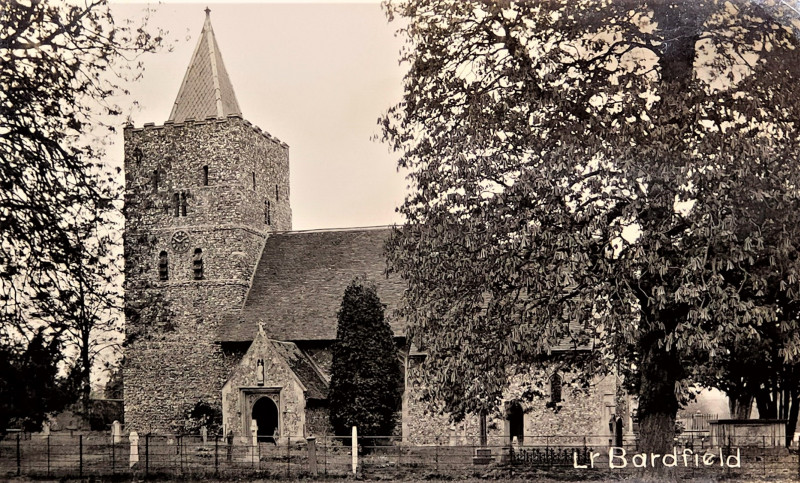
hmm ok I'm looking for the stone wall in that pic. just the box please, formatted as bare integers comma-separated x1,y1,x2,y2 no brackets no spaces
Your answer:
403,357,622,447
123,116,291,434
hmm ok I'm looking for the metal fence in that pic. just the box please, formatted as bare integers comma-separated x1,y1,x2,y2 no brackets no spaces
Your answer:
0,431,797,479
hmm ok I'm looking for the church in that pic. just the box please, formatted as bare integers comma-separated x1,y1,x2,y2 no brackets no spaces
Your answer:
122,10,626,446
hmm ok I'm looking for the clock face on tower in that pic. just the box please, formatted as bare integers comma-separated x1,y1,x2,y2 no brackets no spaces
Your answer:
170,230,190,253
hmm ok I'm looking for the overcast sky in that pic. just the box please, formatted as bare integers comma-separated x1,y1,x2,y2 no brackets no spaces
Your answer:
109,1,408,231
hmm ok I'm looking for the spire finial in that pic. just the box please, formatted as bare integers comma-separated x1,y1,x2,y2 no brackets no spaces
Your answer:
204,6,211,16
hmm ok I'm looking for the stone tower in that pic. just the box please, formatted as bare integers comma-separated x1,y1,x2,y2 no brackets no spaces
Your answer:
123,9,291,433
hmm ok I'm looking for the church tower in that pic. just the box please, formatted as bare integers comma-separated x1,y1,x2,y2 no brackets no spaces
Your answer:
123,9,291,432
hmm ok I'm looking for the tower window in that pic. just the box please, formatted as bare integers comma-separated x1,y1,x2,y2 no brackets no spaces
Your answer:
158,251,169,281
153,170,159,190
203,166,209,186
265,200,271,225
275,184,279,201
181,192,188,217
193,248,203,280
133,147,142,164
550,373,562,404
252,172,256,190
173,193,180,217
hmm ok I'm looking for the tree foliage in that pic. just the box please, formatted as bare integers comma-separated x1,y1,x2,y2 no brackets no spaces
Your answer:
0,1,162,423
0,331,73,433
329,278,402,437
382,0,800,453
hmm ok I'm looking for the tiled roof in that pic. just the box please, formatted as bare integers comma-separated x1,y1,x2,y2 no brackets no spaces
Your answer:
218,228,406,342
168,9,242,123
272,341,329,400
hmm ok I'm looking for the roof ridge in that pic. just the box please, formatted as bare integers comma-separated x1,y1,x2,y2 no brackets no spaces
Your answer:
270,225,395,235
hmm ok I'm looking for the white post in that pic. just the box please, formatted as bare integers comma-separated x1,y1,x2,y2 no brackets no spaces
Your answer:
129,431,139,468
351,426,358,475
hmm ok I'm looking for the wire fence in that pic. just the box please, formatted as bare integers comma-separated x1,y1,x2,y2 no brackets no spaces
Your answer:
0,431,797,479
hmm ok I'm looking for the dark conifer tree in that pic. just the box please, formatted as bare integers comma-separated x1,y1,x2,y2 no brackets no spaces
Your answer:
329,278,402,438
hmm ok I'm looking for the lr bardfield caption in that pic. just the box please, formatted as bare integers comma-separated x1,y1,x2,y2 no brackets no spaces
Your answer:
573,447,742,469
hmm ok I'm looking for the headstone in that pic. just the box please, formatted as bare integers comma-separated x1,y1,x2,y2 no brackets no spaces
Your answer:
250,419,258,447
200,425,208,444
41,421,50,438
112,420,122,444
129,431,140,468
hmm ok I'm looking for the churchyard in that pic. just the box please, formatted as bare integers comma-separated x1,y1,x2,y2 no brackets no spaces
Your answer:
1,429,797,480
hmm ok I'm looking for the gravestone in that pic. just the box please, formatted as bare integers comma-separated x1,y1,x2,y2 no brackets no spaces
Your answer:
129,431,140,468
200,425,208,444
41,421,50,438
112,420,122,444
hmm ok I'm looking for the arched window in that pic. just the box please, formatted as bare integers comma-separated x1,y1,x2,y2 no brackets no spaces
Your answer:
193,248,203,280
133,147,142,164
203,165,209,186
252,172,256,190
173,193,180,217
265,200,271,225
275,184,279,201
158,251,169,281
550,373,562,404
180,192,188,216
153,170,159,190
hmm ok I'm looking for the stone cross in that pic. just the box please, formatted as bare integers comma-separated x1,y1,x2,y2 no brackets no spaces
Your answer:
129,431,140,468
112,420,122,444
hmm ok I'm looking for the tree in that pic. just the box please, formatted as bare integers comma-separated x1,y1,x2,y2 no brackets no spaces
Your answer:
329,278,402,438
0,330,72,433
382,0,800,455
0,1,162,420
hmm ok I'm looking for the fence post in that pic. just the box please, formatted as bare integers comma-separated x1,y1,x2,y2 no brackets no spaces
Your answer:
214,435,219,476
308,437,318,476
111,436,115,474
352,426,358,475
47,434,51,477
287,436,291,478
145,434,150,478
15,433,20,476
79,434,83,478
435,436,439,474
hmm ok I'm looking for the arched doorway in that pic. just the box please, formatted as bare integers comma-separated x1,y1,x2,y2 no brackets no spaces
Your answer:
507,402,524,445
252,396,279,443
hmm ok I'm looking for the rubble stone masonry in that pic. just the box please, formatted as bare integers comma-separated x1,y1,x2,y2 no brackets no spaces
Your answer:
123,116,291,433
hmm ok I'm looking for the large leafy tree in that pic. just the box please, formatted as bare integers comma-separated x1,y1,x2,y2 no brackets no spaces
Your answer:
382,0,800,454
329,278,402,438
0,1,162,422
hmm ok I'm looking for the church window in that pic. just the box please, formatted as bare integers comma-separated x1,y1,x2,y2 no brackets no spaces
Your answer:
133,147,142,164
153,170,159,190
265,200,271,225
275,184,279,201
252,172,256,190
158,251,169,281
181,192,188,216
193,248,203,280
173,193,180,217
550,373,562,404
203,165,209,186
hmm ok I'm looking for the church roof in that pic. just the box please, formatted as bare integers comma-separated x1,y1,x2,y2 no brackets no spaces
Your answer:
272,341,329,400
168,9,242,123
218,227,406,343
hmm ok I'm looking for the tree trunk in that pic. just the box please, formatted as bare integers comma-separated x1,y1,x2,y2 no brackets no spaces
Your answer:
728,393,753,419
786,391,799,448
637,331,682,455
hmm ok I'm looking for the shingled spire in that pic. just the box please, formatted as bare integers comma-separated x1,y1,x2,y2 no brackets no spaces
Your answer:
168,8,242,122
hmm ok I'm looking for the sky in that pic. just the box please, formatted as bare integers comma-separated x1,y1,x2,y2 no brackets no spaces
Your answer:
109,1,408,231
